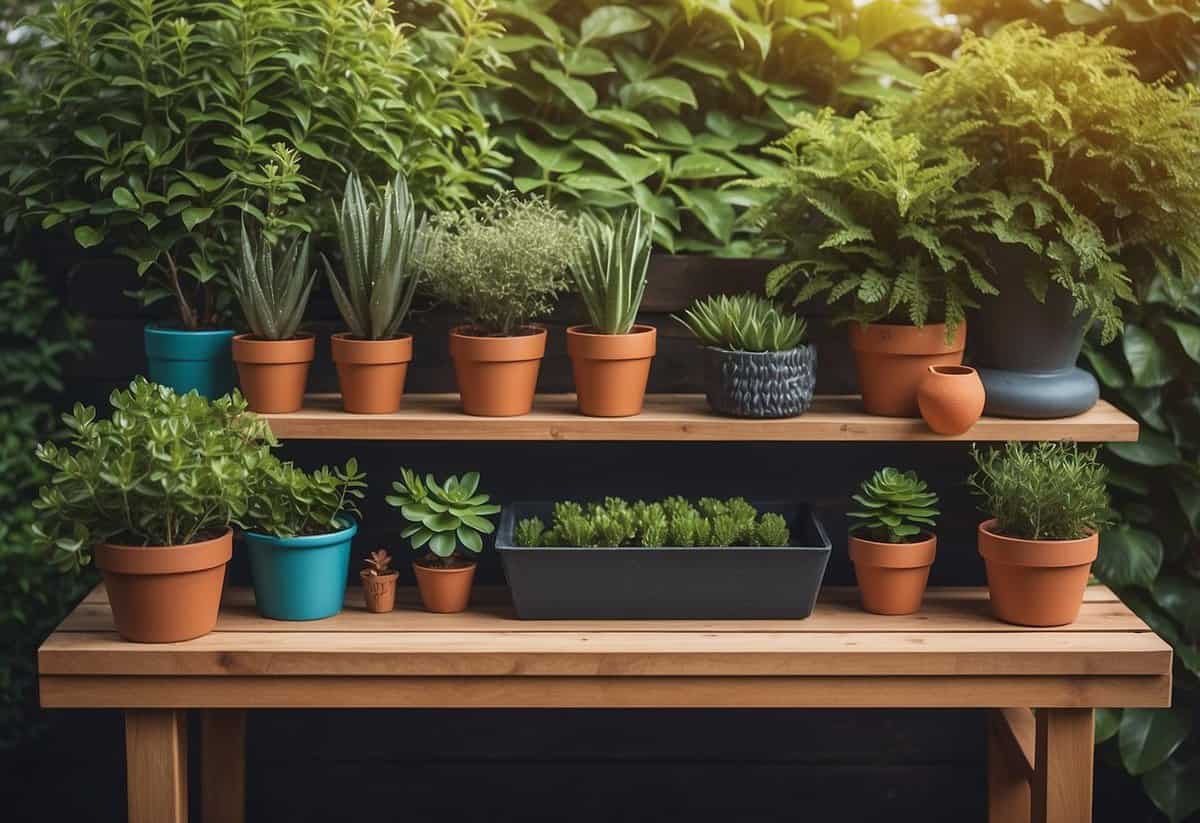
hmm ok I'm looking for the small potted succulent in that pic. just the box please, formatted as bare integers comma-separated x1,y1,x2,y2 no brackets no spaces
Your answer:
31,378,272,642
969,442,1111,626
323,173,422,414
567,210,656,417
386,468,500,613
675,293,815,418
360,550,398,614
242,456,367,621
847,468,940,615
421,194,578,416
230,226,318,413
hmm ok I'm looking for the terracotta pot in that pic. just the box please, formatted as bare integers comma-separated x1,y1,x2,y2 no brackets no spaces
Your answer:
449,326,546,417
978,519,1098,627
849,322,966,417
94,529,232,643
331,333,412,414
917,365,986,435
567,325,656,417
849,534,937,615
232,333,314,414
413,561,476,613
361,571,398,613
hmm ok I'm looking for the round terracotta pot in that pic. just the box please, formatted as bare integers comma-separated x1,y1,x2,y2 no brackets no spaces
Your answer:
361,571,398,613
413,561,476,613
449,326,546,417
978,519,1099,627
567,325,656,417
849,534,937,615
917,365,986,435
849,322,966,417
331,333,413,414
232,333,315,414
94,529,232,643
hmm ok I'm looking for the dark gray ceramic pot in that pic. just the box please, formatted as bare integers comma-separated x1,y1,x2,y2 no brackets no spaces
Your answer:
703,345,817,418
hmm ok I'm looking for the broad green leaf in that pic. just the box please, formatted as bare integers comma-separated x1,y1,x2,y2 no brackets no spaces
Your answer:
589,108,656,135
514,133,583,174
531,60,598,112
1082,347,1128,388
575,140,659,184
182,207,214,231
1143,757,1200,823
671,152,745,180
562,47,616,76
74,126,110,151
670,185,734,244
111,187,138,210
650,116,693,145
854,0,933,52
1095,526,1163,589
73,226,104,248
1096,708,1122,744
808,28,862,62
1119,708,1192,776
620,77,698,111
1108,429,1181,467
579,6,650,44
561,172,629,192
1164,319,1200,364
1124,325,1178,387
1152,576,1200,636
704,111,767,145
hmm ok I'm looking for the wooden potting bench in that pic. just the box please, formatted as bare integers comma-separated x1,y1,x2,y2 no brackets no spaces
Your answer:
37,395,1170,823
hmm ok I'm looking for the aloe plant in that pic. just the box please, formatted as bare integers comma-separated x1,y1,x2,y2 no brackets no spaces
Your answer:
231,226,316,341
322,173,422,340
569,211,654,334
674,293,807,353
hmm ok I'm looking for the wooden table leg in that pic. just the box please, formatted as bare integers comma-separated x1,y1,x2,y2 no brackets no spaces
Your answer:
202,709,246,823
1032,708,1094,823
125,709,188,823
987,709,1034,823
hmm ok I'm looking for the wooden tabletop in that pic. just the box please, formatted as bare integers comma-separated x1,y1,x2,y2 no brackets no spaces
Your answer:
260,394,1139,442
39,585,1171,710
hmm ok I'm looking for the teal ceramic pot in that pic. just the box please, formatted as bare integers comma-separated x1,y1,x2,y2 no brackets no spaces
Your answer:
144,325,235,398
245,519,357,621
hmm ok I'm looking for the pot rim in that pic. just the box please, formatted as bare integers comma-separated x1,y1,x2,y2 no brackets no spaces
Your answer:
977,519,1099,567
849,321,966,356
566,324,657,339
95,528,234,575
243,516,359,549
704,343,814,357
567,324,657,361
848,533,937,569
412,559,478,574
927,365,977,378
360,569,400,579
233,332,316,364
449,324,547,342
145,324,236,337
330,332,413,366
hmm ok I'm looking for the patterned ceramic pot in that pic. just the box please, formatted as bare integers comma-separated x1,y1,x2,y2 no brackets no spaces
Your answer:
702,345,817,419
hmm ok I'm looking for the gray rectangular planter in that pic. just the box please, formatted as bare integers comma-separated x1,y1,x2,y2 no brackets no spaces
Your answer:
496,502,831,619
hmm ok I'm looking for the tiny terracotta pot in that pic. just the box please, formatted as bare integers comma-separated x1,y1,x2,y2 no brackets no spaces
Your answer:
849,322,966,417
331,333,413,414
567,325,656,417
978,519,1099,627
449,326,546,417
95,529,232,643
232,333,315,414
917,365,986,435
849,534,937,615
413,561,476,613
361,571,398,613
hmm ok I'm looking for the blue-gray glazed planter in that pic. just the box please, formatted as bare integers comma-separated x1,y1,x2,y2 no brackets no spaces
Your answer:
144,325,236,399
703,345,817,418
244,518,357,621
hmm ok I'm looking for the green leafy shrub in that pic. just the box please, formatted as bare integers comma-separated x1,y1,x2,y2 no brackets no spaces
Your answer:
674,293,807,352
421,194,579,336
570,211,653,334
232,228,315,341
969,441,1111,541
386,468,500,567
244,457,366,538
848,467,939,543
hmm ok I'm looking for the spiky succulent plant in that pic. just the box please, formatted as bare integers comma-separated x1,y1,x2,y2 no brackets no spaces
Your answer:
231,227,316,340
569,210,654,334
848,468,939,544
674,294,808,353
385,468,500,566
322,172,422,340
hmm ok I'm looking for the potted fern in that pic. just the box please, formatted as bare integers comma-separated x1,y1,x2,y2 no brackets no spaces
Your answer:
567,211,656,417
230,227,318,413
323,173,422,414
674,294,815,418
847,468,939,615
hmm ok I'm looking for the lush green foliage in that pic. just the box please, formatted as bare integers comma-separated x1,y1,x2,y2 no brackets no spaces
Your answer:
848,467,939,543
386,468,500,566
233,227,315,340
755,110,995,333
421,194,578,335
569,210,653,334
968,441,1111,541
244,457,366,538
323,173,423,340
514,496,791,548
32,378,275,568
675,293,807,352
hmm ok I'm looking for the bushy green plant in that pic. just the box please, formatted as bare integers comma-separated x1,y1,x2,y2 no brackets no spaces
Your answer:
323,173,424,341
674,293,807,352
232,227,315,341
969,442,1112,541
753,110,996,334
386,468,500,567
31,378,274,569
570,210,653,334
421,194,579,336
244,457,366,538
848,467,939,543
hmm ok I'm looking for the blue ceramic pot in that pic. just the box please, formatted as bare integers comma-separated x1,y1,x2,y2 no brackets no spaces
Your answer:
144,325,235,399
245,519,357,621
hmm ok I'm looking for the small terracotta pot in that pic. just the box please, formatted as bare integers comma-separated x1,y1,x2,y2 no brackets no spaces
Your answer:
95,529,232,643
567,325,656,417
449,326,546,417
849,322,966,417
917,365,986,435
849,534,937,615
413,561,476,613
361,571,398,613
978,519,1099,627
232,333,315,414
331,333,413,414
